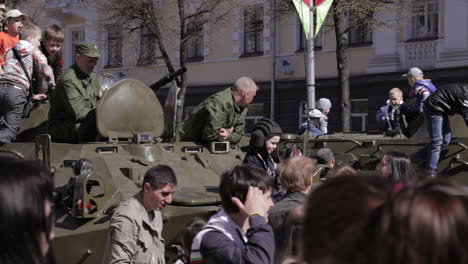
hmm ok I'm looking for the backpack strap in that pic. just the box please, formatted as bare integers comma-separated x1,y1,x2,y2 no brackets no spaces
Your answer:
12,48,33,98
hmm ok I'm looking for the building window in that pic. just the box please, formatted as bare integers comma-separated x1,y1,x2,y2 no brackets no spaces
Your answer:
298,16,323,51
350,99,368,132
245,103,264,134
348,25,372,45
138,24,156,66
71,29,85,65
185,22,204,61
107,25,123,67
411,0,439,39
243,5,263,56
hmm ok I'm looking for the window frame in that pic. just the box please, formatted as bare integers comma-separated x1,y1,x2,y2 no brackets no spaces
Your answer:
137,23,157,66
70,29,85,65
409,0,439,40
105,24,123,68
348,24,373,47
242,5,264,57
350,98,368,132
185,22,204,62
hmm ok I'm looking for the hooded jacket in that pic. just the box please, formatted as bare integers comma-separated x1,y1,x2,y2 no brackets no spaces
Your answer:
308,109,328,134
1,40,55,92
190,209,274,264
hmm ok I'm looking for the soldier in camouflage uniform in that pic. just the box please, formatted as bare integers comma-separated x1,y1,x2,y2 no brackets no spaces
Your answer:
177,77,259,144
48,42,101,143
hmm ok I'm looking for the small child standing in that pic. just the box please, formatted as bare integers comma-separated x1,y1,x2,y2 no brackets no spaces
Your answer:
34,24,64,94
299,98,331,136
0,24,55,143
0,9,28,71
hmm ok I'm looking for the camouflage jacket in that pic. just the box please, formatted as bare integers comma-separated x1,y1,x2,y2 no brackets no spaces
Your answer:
102,192,165,264
178,87,247,144
48,64,99,143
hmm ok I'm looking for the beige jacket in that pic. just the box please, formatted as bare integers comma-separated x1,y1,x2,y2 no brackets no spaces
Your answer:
102,192,165,264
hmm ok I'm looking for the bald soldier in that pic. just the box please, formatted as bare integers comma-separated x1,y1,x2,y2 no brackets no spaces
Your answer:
48,42,101,143
178,77,258,144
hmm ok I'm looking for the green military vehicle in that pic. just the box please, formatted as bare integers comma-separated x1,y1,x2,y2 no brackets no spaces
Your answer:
1,72,246,264
3,70,468,263
279,114,468,184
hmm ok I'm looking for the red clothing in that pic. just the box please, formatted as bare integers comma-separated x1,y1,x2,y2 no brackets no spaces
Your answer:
0,32,19,67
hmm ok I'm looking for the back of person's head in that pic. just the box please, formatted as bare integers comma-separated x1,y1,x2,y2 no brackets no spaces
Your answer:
280,156,315,193
182,217,207,252
378,151,415,182
335,178,468,264
19,23,41,41
219,165,274,214
315,148,334,165
249,118,282,150
0,158,55,264
301,173,391,262
232,76,258,94
143,165,177,190
43,24,64,43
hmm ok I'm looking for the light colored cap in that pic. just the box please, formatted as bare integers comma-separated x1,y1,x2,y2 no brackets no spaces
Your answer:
317,98,332,110
403,67,423,78
4,9,28,21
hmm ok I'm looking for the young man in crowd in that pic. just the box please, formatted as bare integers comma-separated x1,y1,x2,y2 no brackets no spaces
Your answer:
0,24,54,143
190,166,275,264
34,24,64,94
103,165,177,263
269,156,316,264
0,9,28,72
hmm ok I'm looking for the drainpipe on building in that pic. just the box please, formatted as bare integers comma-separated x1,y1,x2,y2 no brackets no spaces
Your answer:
270,0,276,120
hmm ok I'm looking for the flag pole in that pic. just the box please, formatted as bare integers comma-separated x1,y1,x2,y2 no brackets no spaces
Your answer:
306,1,315,111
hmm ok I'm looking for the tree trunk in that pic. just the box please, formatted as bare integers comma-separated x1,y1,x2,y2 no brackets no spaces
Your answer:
333,2,350,132
176,0,188,128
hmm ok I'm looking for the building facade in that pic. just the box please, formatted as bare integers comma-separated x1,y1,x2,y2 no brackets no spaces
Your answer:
25,0,468,133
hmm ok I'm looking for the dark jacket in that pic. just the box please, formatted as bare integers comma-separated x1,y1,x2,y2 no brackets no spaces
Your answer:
268,192,307,264
243,151,277,177
425,83,468,126
197,209,274,264
33,42,63,94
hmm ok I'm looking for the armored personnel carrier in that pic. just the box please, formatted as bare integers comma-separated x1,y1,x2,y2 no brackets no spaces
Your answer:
279,114,468,184
1,75,246,263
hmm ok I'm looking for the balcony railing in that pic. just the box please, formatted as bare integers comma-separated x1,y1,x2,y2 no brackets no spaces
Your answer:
404,40,437,69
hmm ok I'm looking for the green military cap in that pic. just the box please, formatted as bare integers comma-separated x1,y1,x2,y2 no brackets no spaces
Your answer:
75,42,101,58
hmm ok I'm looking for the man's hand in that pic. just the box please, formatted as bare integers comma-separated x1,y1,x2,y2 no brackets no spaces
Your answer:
231,186,273,221
218,127,234,142
32,94,47,101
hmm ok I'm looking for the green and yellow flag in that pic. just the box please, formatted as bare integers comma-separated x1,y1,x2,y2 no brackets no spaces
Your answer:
292,0,333,39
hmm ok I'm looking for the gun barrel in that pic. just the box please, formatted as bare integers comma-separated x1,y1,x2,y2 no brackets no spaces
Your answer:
150,67,187,90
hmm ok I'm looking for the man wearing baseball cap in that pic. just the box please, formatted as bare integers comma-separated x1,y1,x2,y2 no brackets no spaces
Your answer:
0,9,28,71
49,42,102,143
